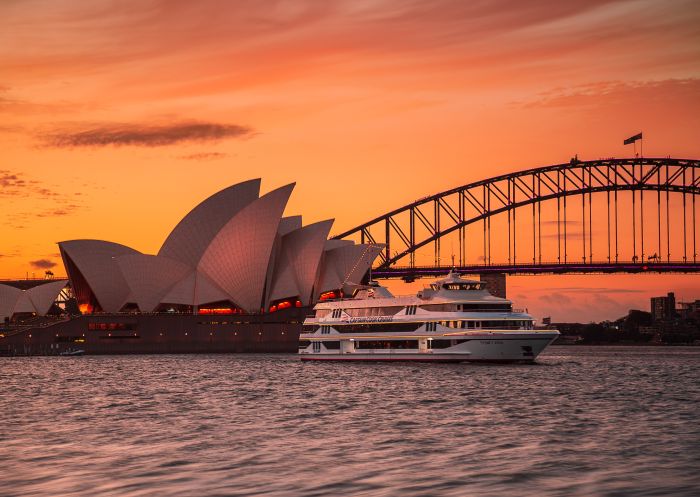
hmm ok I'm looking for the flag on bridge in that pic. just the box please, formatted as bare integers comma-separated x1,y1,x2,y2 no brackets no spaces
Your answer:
623,132,643,145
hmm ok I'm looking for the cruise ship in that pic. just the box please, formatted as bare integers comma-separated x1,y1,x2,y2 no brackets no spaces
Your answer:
299,272,559,362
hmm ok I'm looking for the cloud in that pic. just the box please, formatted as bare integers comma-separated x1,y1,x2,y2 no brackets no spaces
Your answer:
0,94,74,115
41,121,254,148
6,0,695,99
30,259,57,269
35,208,75,218
538,292,572,305
0,171,26,188
178,152,229,161
0,170,65,199
0,169,83,227
517,79,700,110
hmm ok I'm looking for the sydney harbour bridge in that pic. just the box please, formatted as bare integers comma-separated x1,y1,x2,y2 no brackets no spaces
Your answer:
333,157,700,281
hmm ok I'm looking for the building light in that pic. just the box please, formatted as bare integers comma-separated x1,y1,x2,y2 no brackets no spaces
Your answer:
198,308,234,315
319,290,340,301
78,303,93,314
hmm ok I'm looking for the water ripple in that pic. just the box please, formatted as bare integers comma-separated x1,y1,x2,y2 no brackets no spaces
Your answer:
1,346,699,496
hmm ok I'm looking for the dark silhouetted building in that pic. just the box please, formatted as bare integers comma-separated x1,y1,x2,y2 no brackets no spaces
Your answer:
480,273,506,299
650,292,676,321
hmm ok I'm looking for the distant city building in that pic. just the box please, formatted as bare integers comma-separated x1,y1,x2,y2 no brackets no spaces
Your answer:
480,273,506,299
650,292,676,321
678,300,700,320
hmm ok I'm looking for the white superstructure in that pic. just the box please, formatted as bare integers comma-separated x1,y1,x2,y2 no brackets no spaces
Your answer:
299,272,559,362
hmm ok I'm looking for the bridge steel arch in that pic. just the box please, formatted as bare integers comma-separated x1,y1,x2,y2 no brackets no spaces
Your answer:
332,157,700,278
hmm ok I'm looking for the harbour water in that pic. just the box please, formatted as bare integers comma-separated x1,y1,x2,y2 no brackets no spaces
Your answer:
1,346,699,496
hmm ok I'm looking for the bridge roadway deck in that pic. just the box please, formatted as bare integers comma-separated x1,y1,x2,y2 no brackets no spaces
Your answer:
371,261,700,278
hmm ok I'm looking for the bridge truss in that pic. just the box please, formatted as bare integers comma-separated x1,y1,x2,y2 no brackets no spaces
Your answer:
332,158,700,279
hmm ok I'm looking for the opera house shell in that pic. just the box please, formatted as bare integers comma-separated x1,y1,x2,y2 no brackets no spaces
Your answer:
1,179,382,355
58,179,382,316
0,280,69,322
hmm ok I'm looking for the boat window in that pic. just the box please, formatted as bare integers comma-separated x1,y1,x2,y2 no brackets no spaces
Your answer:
299,339,311,350
333,323,422,333
343,306,404,317
480,320,525,329
429,339,469,349
442,283,484,291
355,340,418,349
420,304,460,312
458,303,513,312
323,341,340,350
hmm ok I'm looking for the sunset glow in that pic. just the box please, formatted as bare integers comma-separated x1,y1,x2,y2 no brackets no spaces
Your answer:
1,0,699,321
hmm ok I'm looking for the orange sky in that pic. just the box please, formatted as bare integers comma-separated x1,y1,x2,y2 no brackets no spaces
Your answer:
1,0,699,322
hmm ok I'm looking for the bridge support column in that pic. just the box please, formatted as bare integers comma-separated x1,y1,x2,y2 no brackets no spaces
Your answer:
480,273,507,299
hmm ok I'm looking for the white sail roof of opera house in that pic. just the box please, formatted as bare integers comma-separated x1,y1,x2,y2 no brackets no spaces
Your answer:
57,179,384,315
115,254,193,313
59,240,140,313
268,219,334,306
278,216,303,236
316,243,385,294
198,183,295,313
0,280,68,320
158,179,261,268
158,270,231,307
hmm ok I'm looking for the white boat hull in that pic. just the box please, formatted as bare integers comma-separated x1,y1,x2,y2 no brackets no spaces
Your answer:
300,334,558,363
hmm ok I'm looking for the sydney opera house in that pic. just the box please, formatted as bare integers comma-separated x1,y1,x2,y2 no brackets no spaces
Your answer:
0,179,382,355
